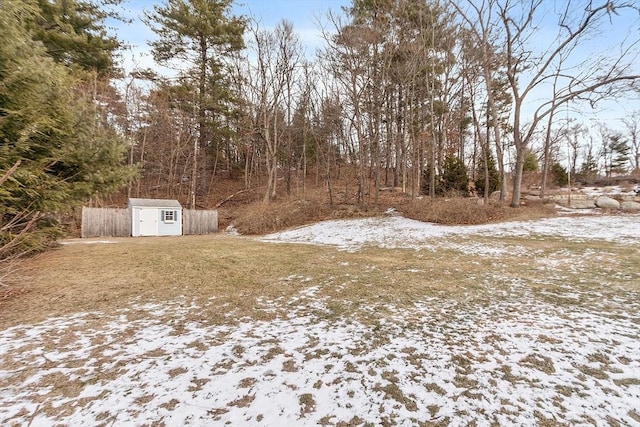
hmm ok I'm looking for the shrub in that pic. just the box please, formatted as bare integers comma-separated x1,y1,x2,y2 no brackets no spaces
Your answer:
551,163,568,187
523,149,539,172
475,149,501,197
232,193,557,235
423,156,470,196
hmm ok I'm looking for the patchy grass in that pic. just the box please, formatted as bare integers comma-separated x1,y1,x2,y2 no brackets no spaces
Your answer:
1,220,639,426
2,230,639,327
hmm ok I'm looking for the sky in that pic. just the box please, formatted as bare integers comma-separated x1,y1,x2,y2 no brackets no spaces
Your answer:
108,0,639,148
112,0,350,73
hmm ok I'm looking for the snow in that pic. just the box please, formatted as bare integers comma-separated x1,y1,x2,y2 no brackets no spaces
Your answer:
60,239,119,245
261,213,640,251
2,213,640,426
580,186,639,198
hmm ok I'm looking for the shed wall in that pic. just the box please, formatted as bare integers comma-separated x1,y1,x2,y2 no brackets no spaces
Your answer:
131,206,182,237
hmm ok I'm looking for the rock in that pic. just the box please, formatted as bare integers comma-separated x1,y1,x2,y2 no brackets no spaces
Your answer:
570,199,596,209
595,196,620,209
620,201,640,212
490,191,508,200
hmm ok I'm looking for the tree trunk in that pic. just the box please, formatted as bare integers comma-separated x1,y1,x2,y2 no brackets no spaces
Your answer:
539,109,555,199
510,100,524,208
190,136,198,208
511,145,525,207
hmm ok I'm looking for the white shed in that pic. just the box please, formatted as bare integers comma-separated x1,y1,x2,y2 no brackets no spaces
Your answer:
128,198,182,237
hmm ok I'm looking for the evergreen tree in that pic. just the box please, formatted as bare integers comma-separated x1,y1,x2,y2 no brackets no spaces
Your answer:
0,1,133,257
551,163,568,187
607,134,630,175
30,0,122,75
440,156,470,196
423,156,469,196
578,149,599,181
474,147,500,197
522,149,539,172
145,0,245,208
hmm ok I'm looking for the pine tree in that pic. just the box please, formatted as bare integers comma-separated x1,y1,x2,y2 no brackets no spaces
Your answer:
423,156,469,196
475,148,500,197
551,163,568,187
30,0,122,75
523,149,539,173
608,135,630,175
578,152,599,181
0,1,133,257
145,0,245,208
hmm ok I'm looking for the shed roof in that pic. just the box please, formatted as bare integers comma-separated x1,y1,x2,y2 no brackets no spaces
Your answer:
128,198,182,208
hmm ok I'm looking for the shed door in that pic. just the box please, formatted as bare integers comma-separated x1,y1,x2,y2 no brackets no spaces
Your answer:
139,208,158,236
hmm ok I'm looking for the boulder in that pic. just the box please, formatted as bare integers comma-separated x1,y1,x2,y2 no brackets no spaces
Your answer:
570,199,597,209
595,196,620,209
621,201,640,212
490,191,509,200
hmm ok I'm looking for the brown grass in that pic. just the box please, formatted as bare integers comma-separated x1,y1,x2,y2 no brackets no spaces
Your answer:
233,198,332,235
3,223,637,331
0,235,302,326
0,236,482,327
399,197,557,225
231,194,557,234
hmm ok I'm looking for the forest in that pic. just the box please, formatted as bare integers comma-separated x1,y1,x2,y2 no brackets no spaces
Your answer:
1,0,639,257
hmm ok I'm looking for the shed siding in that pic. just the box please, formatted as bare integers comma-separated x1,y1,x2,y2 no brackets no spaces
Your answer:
158,208,182,236
131,206,182,237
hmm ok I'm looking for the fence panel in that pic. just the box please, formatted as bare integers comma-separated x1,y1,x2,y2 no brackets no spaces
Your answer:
81,207,131,238
82,207,218,237
183,209,218,235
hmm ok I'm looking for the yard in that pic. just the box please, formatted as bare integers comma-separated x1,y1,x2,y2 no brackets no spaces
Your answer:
1,211,639,426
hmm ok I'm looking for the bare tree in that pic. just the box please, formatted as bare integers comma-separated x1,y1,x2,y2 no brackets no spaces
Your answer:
454,0,640,206
245,19,303,203
322,1,461,203
322,12,375,206
499,1,639,206
622,111,640,172
450,0,511,200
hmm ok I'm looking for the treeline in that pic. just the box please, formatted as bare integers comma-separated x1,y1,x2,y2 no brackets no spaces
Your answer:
1,0,639,257
126,0,639,209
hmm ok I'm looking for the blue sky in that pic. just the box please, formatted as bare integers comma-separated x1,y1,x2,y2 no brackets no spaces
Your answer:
110,0,638,137
112,0,350,72
233,0,348,27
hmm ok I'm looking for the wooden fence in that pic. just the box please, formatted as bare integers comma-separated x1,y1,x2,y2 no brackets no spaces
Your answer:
183,209,218,235
81,207,131,238
81,207,218,237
